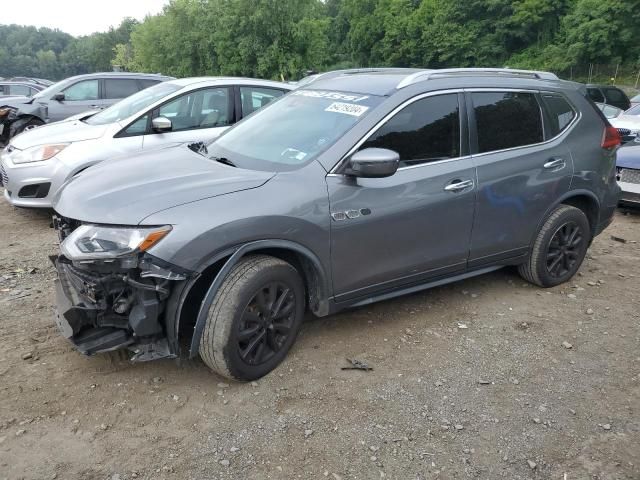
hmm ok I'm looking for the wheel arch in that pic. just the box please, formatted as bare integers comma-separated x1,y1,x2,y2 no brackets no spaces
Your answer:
533,190,601,246
165,240,331,358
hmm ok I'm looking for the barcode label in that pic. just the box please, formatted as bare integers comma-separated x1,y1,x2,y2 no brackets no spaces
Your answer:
325,102,369,117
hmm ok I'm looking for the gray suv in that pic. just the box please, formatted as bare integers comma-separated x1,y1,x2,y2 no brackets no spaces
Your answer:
51,68,621,380
0,72,172,143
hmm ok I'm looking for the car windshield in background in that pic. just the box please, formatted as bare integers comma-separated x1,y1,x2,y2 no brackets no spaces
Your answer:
207,89,383,172
85,82,182,126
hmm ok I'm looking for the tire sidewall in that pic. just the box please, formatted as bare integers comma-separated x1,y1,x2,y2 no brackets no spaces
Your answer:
219,262,305,380
535,208,590,287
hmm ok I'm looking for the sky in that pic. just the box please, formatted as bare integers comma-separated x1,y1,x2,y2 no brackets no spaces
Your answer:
2,0,171,37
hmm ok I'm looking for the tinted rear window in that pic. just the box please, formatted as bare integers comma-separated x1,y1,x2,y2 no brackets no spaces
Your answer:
541,94,576,137
104,79,140,99
604,88,626,103
472,92,543,153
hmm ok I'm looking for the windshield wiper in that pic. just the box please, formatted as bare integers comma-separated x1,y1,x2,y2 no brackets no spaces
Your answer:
211,156,237,168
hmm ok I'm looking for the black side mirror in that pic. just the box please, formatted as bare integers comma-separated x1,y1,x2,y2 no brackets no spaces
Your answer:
345,148,400,178
52,92,65,101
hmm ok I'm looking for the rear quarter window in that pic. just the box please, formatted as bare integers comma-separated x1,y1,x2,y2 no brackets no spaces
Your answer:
541,94,576,138
603,88,626,103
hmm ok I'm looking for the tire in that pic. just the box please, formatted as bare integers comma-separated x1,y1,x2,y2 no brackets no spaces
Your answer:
518,205,591,287
199,255,305,381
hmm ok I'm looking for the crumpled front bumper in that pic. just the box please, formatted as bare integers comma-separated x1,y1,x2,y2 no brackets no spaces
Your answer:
53,255,177,360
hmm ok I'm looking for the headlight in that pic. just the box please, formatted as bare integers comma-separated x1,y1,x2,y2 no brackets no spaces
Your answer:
61,225,172,260
11,143,70,164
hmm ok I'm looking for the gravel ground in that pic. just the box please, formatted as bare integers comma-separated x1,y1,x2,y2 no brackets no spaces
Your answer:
0,199,638,480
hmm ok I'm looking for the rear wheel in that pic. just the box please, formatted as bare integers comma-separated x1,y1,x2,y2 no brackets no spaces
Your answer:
518,205,590,287
199,255,305,381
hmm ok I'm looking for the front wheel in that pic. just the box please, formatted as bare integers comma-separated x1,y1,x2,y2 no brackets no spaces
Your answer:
14,118,44,137
199,255,305,381
518,205,591,287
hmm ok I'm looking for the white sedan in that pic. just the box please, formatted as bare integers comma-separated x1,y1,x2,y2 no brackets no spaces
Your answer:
0,77,293,208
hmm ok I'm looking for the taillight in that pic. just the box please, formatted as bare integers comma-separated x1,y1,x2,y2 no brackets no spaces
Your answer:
602,126,621,149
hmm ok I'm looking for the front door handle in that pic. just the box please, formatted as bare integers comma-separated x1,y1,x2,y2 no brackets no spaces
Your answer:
543,157,566,170
444,179,474,192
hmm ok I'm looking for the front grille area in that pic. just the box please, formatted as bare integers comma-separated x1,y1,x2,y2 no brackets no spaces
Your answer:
617,128,631,137
619,168,640,184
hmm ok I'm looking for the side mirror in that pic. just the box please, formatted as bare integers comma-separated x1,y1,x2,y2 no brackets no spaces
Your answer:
152,116,172,133
345,148,399,178
52,92,65,101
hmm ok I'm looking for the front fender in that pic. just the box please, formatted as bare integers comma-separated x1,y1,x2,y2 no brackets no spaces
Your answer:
179,239,330,358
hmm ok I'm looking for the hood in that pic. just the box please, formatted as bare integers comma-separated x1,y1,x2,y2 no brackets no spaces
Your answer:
610,115,640,130
0,96,31,107
11,119,109,149
53,144,274,225
617,145,640,169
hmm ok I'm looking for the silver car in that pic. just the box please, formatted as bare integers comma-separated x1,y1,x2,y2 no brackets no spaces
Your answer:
0,77,293,207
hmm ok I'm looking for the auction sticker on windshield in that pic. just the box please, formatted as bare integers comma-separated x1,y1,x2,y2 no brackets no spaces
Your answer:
325,102,370,117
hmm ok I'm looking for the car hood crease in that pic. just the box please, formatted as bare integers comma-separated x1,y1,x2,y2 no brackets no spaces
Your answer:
53,145,275,225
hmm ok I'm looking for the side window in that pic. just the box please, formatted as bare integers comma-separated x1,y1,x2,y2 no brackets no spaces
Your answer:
472,92,543,153
139,79,161,89
104,79,140,99
156,87,230,132
0,85,6,95
541,94,576,138
240,87,285,116
9,85,32,97
63,80,99,101
587,88,605,103
604,88,625,103
360,93,460,167
124,115,149,135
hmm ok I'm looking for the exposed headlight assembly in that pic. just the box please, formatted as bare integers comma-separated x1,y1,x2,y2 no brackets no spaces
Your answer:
11,143,70,164
61,225,172,261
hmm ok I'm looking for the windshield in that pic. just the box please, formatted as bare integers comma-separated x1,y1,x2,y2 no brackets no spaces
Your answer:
207,89,383,171
85,82,182,125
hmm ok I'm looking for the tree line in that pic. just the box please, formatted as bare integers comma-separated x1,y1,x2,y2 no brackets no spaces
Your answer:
2,0,639,82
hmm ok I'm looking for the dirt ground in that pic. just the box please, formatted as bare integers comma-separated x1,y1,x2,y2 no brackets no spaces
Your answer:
0,199,638,480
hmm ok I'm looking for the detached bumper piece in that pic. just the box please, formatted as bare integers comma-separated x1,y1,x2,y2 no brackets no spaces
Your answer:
54,256,173,360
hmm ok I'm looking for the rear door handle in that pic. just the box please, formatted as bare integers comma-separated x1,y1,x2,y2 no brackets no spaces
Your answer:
543,157,566,170
444,179,474,192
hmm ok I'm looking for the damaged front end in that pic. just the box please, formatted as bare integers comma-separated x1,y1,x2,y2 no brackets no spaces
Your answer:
0,106,19,144
52,215,191,361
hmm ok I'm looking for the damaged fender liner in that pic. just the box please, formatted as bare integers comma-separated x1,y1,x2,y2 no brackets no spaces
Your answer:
54,256,175,360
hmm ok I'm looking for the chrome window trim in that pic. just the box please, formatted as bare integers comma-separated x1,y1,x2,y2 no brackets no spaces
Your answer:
329,89,464,174
465,88,581,158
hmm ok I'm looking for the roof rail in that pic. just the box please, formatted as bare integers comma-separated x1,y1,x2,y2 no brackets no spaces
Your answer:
299,68,423,87
396,68,559,89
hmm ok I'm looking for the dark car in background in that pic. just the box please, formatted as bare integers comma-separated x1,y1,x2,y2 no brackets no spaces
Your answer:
616,144,640,206
586,84,631,111
0,72,173,143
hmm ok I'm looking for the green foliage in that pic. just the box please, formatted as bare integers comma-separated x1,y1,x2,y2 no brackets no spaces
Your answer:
1,0,640,82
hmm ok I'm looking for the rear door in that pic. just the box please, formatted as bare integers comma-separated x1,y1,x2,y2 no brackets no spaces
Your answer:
467,90,575,267
238,86,287,118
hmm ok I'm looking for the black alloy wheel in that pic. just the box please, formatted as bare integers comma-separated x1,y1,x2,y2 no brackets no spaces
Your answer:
237,282,296,366
546,221,583,278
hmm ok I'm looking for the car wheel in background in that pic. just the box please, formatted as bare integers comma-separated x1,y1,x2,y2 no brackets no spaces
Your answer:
199,255,305,381
518,205,591,287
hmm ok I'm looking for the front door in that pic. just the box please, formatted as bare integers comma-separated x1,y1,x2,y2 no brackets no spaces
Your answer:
141,86,233,149
467,90,575,267
328,92,477,303
49,79,102,121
